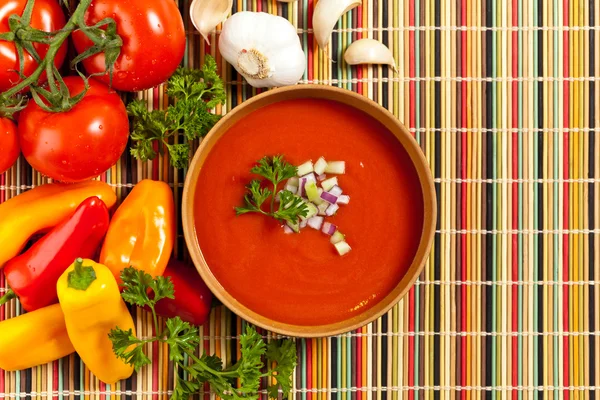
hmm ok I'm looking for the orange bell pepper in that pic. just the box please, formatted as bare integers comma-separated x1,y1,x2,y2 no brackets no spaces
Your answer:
99,179,175,284
0,181,117,268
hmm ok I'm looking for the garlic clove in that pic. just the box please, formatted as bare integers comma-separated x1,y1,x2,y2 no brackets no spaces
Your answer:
189,0,233,44
313,0,361,51
343,38,398,72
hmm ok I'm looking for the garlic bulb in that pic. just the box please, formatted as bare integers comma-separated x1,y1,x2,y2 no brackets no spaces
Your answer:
313,0,361,50
189,0,233,44
344,39,398,72
218,12,306,88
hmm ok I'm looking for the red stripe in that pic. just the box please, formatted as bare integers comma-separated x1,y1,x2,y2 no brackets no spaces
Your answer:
356,329,362,400
53,360,59,400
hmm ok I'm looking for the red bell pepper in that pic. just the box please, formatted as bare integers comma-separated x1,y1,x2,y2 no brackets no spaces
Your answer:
153,259,213,326
0,196,110,311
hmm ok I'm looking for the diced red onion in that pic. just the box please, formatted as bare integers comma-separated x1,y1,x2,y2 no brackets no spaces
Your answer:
318,174,327,181
314,157,328,175
307,216,324,230
300,219,308,229
325,203,339,216
320,191,338,204
301,172,317,183
287,177,299,187
317,203,329,216
298,178,307,197
337,195,350,204
283,225,294,234
324,161,345,174
321,222,337,235
285,184,298,194
328,185,343,197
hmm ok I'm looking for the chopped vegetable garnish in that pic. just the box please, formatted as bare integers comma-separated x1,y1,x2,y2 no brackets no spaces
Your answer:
321,177,338,191
314,157,328,175
238,155,351,255
317,203,329,216
325,203,339,216
324,161,346,174
330,231,345,244
320,191,338,204
334,241,352,256
297,160,314,176
337,195,350,205
307,216,324,230
328,185,343,197
322,222,336,235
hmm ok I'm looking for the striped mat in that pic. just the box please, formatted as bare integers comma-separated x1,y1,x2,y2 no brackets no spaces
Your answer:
1,0,599,399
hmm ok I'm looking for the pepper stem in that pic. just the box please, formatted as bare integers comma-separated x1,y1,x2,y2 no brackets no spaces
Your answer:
67,257,97,291
0,290,16,307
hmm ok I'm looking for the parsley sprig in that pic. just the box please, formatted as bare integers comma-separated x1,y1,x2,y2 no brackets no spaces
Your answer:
235,155,309,225
109,267,297,400
128,55,226,169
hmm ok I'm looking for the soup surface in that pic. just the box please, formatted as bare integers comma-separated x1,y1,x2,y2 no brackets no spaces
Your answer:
194,98,424,326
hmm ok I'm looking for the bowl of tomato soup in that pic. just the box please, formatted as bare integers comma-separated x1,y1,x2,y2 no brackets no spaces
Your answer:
182,85,436,337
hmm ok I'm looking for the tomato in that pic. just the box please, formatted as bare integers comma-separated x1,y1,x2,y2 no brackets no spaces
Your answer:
0,118,19,174
0,0,67,92
18,77,129,183
71,0,186,92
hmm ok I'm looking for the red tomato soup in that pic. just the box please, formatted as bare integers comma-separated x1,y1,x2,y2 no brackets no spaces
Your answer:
194,98,424,326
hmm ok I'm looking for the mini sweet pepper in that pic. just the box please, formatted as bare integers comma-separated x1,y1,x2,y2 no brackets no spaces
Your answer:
1,196,110,311
0,303,75,371
0,181,117,267
57,258,135,384
99,179,175,284
152,258,213,326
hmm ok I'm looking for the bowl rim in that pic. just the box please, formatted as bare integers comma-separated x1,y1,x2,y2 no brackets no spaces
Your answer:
182,84,437,338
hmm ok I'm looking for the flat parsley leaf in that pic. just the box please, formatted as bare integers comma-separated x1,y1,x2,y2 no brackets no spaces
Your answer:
163,317,200,363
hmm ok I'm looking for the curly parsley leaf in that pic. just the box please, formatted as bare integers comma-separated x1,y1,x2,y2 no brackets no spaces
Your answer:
108,327,152,371
127,55,225,169
120,267,174,308
235,155,308,225
266,340,297,398
163,317,200,363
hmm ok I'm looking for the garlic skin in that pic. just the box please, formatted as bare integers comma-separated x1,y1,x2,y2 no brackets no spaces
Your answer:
344,39,398,72
189,0,233,44
219,12,306,88
313,0,361,50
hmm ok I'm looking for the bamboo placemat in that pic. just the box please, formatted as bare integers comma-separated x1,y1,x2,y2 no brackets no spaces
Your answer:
1,0,599,398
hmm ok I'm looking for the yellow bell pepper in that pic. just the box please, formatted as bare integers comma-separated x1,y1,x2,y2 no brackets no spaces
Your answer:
0,180,117,268
0,303,75,371
100,179,175,284
57,258,135,384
